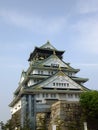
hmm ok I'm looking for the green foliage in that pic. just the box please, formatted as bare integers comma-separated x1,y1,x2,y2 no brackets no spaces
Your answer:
0,120,13,130
0,121,5,130
80,90,98,120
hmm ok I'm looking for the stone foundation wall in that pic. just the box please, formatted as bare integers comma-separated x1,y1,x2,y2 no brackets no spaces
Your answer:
10,100,85,130
36,112,51,130
36,101,83,130
50,100,83,130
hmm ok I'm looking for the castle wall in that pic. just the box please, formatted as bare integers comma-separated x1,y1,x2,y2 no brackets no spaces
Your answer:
50,100,82,130
36,100,83,130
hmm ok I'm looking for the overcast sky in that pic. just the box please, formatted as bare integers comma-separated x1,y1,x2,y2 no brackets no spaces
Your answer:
0,0,98,123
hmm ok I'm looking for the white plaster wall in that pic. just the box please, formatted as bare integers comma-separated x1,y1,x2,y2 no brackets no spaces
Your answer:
28,79,35,86
11,93,79,115
65,93,80,101
72,73,75,76
35,93,79,103
11,100,21,115
43,75,81,90
31,69,40,74
31,69,56,75
20,76,24,83
43,57,68,68
36,93,58,104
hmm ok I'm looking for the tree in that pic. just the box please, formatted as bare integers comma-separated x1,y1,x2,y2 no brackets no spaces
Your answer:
0,120,12,130
80,90,98,119
0,121,5,130
80,90,98,129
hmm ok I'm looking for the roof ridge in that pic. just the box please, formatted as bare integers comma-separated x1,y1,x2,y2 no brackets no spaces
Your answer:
40,41,57,50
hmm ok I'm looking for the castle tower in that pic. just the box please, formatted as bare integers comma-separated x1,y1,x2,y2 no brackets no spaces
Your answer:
9,41,89,129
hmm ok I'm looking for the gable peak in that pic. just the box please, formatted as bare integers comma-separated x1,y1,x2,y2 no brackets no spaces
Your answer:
40,41,57,50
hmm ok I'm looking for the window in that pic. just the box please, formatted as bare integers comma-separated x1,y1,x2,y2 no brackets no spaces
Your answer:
51,71,54,75
38,70,43,74
43,93,45,97
18,105,20,107
60,94,66,98
51,94,56,98
34,79,36,83
67,83,69,87
42,93,49,98
48,71,54,75
41,71,43,74
48,71,51,75
59,83,61,86
34,79,39,83
52,82,69,87
36,94,40,98
38,70,40,74
75,94,79,98
51,64,59,67
46,93,48,97
62,83,64,86
36,100,42,103
53,83,55,86
56,83,58,86
68,94,73,98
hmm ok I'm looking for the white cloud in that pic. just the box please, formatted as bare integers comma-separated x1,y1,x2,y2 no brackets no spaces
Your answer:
0,9,67,34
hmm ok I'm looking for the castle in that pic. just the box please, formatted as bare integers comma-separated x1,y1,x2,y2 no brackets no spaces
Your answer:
9,41,89,130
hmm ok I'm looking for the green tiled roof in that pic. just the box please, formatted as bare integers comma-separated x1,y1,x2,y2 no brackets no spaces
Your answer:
40,41,57,50
28,42,64,61
72,77,89,83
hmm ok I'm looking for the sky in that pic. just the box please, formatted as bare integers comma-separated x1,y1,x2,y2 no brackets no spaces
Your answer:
0,0,98,123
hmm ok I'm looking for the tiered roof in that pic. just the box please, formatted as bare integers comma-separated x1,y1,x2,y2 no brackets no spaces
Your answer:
28,41,64,61
9,41,89,107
